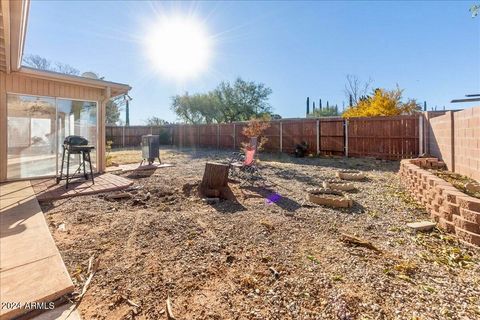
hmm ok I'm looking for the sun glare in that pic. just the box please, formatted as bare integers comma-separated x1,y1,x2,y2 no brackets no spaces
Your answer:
145,15,212,81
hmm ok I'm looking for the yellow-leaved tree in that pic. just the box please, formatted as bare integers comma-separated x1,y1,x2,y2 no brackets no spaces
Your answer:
342,87,420,118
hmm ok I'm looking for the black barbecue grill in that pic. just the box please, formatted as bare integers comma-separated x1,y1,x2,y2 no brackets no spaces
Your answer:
56,135,95,189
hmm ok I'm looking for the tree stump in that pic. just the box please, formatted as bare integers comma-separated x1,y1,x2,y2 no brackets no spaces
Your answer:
200,162,229,198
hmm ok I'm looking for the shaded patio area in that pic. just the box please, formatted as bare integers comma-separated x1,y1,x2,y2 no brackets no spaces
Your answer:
0,181,75,319
32,173,133,202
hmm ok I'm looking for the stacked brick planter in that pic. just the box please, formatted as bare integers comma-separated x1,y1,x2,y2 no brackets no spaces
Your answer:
399,158,480,247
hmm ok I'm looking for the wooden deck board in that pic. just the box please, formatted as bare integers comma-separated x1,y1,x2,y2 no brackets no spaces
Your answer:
31,173,133,202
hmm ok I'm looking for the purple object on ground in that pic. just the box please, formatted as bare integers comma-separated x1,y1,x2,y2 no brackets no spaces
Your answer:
266,193,282,204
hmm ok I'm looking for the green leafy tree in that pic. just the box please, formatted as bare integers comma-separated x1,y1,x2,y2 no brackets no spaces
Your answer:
471,4,479,17
171,78,273,124
309,107,339,117
171,93,209,124
106,100,121,125
213,78,272,122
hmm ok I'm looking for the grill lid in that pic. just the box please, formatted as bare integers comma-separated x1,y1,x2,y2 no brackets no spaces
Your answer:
64,135,89,146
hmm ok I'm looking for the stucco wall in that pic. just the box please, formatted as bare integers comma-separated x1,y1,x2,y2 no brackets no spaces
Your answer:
0,71,106,181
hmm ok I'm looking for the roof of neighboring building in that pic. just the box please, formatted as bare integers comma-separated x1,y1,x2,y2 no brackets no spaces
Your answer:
451,94,480,103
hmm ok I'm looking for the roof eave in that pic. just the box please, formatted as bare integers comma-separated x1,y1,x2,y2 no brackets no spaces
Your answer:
18,67,131,97
9,0,30,72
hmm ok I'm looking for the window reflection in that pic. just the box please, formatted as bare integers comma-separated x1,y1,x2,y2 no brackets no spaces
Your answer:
6,94,97,179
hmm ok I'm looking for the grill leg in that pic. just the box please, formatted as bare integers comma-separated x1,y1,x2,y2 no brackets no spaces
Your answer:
57,146,66,184
66,150,70,189
86,151,94,184
82,151,87,179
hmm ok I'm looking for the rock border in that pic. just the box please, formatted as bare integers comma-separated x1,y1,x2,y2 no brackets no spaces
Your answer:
307,188,353,208
322,180,356,191
336,170,366,181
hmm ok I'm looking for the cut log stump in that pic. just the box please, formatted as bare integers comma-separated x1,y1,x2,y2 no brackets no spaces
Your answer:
200,162,230,199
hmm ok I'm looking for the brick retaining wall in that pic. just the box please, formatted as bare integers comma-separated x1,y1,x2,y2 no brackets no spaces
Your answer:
399,159,480,247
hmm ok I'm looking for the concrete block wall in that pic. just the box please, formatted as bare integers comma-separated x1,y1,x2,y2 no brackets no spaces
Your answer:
400,159,480,247
428,111,454,170
453,107,480,182
426,106,480,182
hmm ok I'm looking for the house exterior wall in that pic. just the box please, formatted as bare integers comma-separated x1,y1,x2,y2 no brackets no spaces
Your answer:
0,71,108,182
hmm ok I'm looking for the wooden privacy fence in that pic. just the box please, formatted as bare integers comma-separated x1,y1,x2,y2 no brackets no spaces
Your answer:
106,115,420,160
348,115,420,160
106,125,175,147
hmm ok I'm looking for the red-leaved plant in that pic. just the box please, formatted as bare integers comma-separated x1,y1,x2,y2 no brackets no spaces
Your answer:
241,115,271,152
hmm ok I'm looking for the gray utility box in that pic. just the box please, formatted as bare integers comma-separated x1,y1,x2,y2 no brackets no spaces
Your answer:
141,134,161,165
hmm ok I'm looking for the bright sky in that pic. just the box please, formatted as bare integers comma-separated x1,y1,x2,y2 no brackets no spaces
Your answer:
25,1,479,124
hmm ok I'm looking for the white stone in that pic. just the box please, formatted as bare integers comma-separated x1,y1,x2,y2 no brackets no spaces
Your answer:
406,221,436,231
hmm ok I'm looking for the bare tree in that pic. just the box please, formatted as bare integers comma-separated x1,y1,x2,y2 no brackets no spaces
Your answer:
145,116,169,126
23,54,123,124
344,75,373,105
23,54,51,70
23,54,79,75
54,62,80,75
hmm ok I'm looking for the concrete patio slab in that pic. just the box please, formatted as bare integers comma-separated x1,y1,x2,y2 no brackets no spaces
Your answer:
32,303,81,320
0,181,74,320
31,173,133,202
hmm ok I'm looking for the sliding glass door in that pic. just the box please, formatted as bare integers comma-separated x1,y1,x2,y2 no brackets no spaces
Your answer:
7,95,57,179
6,94,97,180
57,99,98,171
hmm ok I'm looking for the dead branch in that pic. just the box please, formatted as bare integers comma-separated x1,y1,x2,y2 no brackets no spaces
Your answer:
340,233,381,253
166,296,176,320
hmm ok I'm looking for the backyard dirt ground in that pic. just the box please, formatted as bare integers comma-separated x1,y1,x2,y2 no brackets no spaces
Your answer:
42,148,480,320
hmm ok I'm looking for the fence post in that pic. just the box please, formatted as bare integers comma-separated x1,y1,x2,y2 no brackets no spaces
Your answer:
279,121,283,153
217,124,220,149
182,124,186,148
418,114,424,156
344,119,349,157
197,125,200,148
233,123,236,150
316,119,320,155
450,111,455,172
122,125,125,148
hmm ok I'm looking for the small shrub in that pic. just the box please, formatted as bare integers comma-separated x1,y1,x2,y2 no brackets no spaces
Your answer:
241,115,271,151
157,128,172,144
105,140,113,167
